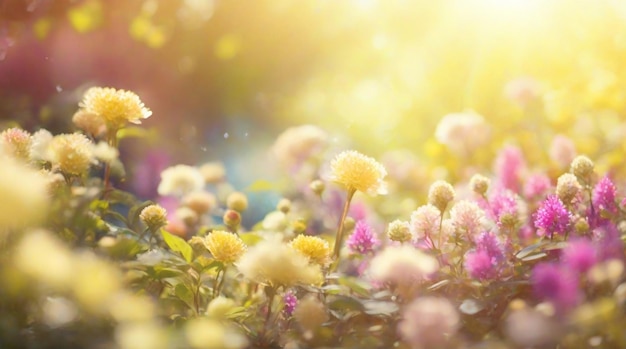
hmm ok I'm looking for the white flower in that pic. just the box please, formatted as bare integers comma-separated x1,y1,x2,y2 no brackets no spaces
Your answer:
157,165,205,197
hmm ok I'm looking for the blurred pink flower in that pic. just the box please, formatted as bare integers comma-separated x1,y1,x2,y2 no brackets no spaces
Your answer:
494,145,526,194
346,220,379,255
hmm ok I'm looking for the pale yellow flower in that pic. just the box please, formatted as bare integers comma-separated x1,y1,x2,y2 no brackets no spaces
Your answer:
0,155,50,231
290,235,331,266
293,295,329,339
47,133,94,176
237,236,323,287
0,127,32,161
204,230,246,264
157,165,205,197
139,204,168,231
79,87,152,130
328,150,387,195
72,109,107,136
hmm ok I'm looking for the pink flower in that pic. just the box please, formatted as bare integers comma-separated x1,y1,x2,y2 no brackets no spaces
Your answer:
489,189,519,225
346,220,379,255
593,176,617,215
549,134,577,168
562,239,597,274
523,173,552,201
533,195,572,239
283,290,297,316
494,145,526,194
532,263,580,314
464,232,506,280
398,297,459,348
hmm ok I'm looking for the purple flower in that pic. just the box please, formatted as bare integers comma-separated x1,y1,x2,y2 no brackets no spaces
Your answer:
465,250,497,280
562,239,597,274
465,232,506,280
593,223,624,262
346,220,379,254
283,290,297,316
532,263,579,314
494,145,526,194
533,195,572,239
593,176,617,215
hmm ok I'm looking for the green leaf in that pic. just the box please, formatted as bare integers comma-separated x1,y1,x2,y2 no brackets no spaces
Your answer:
515,242,550,260
521,252,548,262
338,277,371,297
102,237,146,259
327,295,365,312
174,283,196,311
239,232,263,247
162,230,193,263
154,267,185,279
117,126,156,141
362,301,399,316
244,179,286,192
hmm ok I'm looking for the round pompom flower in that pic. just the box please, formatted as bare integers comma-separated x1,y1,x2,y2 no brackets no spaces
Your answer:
398,297,460,349
410,204,441,241
1,127,32,161
328,150,387,195
47,133,94,176
346,220,379,254
203,230,246,264
79,87,152,130
139,204,168,232
533,194,572,239
290,235,331,266
157,165,205,197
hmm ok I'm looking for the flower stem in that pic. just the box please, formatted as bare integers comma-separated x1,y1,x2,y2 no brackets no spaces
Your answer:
332,188,356,261
102,129,118,198
260,286,276,345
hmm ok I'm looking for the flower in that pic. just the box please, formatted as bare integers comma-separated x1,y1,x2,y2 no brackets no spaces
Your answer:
157,165,205,197
549,134,577,168
410,204,441,240
369,245,438,290
293,295,328,339
182,191,217,214
206,296,237,318
464,232,506,280
562,239,597,274
226,191,248,212
434,111,491,155
1,127,32,161
328,150,387,195
523,173,552,200
139,204,168,231
283,291,297,317
449,200,486,239
203,230,246,264
72,109,106,137
570,155,594,186
469,174,490,196
387,219,412,243
346,220,379,254
504,77,541,106
427,180,455,212
199,161,226,183
494,145,526,193
531,263,580,314
47,133,94,176
92,142,119,163
398,297,459,349
79,87,152,130
290,235,331,266
534,195,572,238
29,129,53,162
593,176,617,215
555,173,581,205
0,155,50,231
272,125,328,171
236,236,322,287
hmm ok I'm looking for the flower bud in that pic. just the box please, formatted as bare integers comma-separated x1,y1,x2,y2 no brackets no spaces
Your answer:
469,174,490,196
206,296,236,318
309,179,325,196
226,191,248,212
293,295,328,339
570,155,594,186
223,209,241,229
276,198,291,214
556,173,581,205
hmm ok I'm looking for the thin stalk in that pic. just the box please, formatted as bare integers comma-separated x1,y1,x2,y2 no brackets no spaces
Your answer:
332,188,356,261
102,129,118,198
261,287,276,345
212,268,223,299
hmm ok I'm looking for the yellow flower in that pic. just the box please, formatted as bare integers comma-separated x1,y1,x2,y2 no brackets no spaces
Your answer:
236,236,323,287
290,235,331,266
204,230,246,264
79,87,152,130
47,133,94,176
139,204,168,231
328,150,387,195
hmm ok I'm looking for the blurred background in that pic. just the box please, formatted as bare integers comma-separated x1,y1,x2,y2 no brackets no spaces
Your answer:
2,0,626,198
